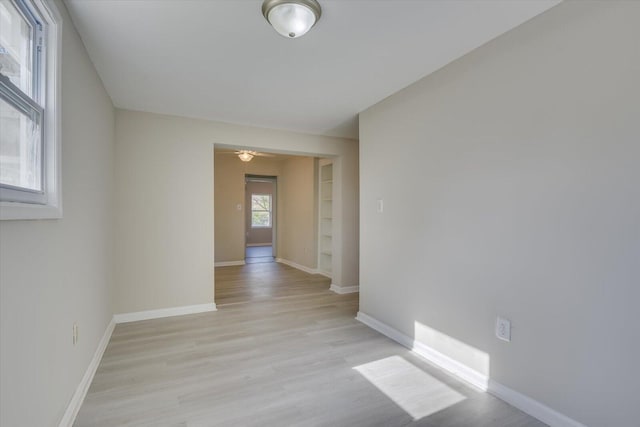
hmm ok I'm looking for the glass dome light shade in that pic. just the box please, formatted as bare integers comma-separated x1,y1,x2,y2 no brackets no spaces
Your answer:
238,151,254,162
262,0,321,39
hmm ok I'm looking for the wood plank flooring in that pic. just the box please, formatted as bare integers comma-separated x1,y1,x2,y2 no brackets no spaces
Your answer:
74,265,546,427
215,262,331,306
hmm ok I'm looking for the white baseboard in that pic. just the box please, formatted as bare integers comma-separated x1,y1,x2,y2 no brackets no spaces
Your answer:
330,284,359,294
58,318,115,427
60,303,218,424
214,260,245,267
275,258,318,275
114,303,217,324
357,311,486,382
487,380,586,427
316,271,332,279
355,311,585,427
246,243,271,247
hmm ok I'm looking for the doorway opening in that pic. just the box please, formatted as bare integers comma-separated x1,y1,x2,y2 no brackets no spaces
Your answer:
245,175,276,264
213,147,339,306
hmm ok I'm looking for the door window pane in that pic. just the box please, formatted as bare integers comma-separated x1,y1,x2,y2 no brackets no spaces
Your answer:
251,194,270,211
0,0,34,96
251,194,272,227
0,96,42,191
252,211,270,227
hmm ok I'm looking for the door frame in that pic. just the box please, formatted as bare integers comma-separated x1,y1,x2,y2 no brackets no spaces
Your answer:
245,175,277,258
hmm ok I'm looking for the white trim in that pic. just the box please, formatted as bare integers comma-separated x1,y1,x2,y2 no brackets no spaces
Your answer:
356,311,488,390
355,311,585,427
114,303,217,324
214,260,245,267
246,243,272,247
58,318,115,427
487,380,586,427
276,258,318,275
1,0,62,220
275,257,334,280
330,284,359,294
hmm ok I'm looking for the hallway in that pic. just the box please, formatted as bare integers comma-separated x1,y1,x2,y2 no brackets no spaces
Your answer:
244,245,274,264
215,262,329,305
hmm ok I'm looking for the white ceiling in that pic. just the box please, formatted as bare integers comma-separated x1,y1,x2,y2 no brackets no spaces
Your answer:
65,0,560,140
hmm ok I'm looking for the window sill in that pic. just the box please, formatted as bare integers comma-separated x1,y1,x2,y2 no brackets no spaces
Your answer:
0,201,62,220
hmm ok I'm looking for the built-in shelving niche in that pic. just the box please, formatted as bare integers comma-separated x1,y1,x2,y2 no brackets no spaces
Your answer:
318,161,333,277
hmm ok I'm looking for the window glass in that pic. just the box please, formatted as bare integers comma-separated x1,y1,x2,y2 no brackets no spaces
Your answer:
251,194,271,227
0,0,61,218
0,0,33,96
0,95,42,191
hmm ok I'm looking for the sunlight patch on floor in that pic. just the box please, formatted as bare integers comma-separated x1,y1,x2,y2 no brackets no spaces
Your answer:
354,355,466,420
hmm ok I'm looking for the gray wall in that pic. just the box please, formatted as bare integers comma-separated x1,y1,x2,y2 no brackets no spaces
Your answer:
359,2,639,426
0,0,116,424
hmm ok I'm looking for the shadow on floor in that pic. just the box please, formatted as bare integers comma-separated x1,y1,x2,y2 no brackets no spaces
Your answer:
245,245,274,264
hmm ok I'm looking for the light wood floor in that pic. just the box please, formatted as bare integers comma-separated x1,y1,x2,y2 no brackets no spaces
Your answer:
215,262,331,305
74,265,545,427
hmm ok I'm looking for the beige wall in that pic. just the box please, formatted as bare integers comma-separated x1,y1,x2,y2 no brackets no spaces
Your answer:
335,142,359,287
214,153,319,270
214,155,283,262
0,0,116,425
279,157,318,268
359,2,640,426
117,109,358,311
115,111,215,313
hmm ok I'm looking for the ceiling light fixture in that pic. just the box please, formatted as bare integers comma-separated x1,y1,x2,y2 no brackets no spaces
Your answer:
262,0,322,39
237,150,255,162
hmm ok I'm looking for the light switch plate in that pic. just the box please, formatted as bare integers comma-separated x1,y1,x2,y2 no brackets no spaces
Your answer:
376,199,383,213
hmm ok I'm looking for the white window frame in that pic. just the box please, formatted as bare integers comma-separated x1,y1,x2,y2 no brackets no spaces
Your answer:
251,193,272,228
0,0,61,220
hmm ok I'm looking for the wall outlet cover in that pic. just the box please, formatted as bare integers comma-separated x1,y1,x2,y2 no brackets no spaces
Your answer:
496,317,511,342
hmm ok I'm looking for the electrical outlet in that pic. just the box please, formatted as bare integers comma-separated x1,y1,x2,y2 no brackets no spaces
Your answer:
496,317,511,342
73,322,78,345
376,199,384,213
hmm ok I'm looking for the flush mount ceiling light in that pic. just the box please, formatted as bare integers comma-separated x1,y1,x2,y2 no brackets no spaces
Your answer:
262,0,322,39
237,150,255,162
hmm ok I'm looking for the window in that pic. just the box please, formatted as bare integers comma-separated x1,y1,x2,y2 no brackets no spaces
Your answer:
0,0,61,219
251,194,272,227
